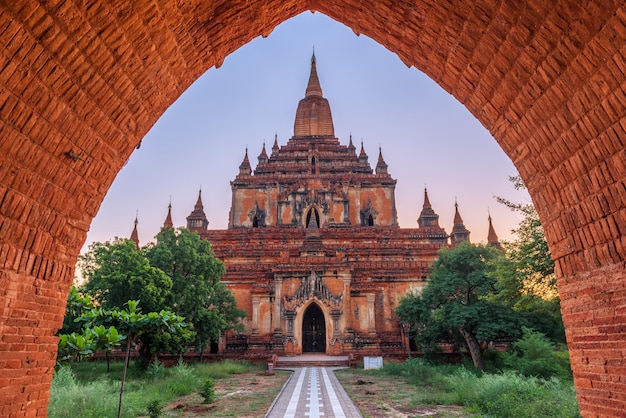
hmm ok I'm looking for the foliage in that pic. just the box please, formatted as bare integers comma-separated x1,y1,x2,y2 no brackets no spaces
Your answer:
397,242,521,370
199,377,216,404
60,286,94,334
145,228,246,354
57,325,124,368
504,327,572,380
145,358,166,380
493,175,565,343
79,238,173,314
450,370,579,417
146,399,163,418
74,300,188,418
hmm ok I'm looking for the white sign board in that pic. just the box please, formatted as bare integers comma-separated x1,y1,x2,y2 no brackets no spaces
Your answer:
363,356,383,370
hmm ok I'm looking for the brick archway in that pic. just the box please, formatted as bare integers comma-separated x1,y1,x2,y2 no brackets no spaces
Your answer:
0,2,623,416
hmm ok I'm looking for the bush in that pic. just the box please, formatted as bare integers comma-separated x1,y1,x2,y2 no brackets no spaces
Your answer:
147,399,162,418
145,358,165,380
199,377,216,404
456,372,579,418
505,327,572,380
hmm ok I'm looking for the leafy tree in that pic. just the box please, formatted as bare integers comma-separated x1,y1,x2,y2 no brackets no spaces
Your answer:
60,286,95,334
145,228,246,355
493,176,565,342
79,239,173,314
398,242,521,370
495,175,557,298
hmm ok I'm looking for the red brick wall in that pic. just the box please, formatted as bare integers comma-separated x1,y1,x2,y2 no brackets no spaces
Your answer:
0,1,624,416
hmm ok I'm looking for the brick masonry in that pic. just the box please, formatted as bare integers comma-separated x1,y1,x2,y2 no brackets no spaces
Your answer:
0,1,624,416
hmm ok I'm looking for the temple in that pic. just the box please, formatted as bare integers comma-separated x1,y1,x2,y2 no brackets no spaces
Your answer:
149,54,500,358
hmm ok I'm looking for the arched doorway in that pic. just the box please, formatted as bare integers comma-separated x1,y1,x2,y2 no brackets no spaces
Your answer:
306,207,320,228
302,303,326,353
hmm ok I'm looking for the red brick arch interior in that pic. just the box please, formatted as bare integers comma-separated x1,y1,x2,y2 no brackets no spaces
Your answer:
0,1,624,416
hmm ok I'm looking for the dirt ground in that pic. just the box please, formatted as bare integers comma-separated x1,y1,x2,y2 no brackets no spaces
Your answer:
161,370,290,417
336,369,472,418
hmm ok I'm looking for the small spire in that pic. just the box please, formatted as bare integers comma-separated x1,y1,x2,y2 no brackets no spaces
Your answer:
450,199,470,245
417,188,441,228
487,210,502,249
423,188,432,209
453,200,464,225
272,134,279,154
258,142,269,164
377,147,386,164
130,211,139,248
187,188,209,231
194,188,204,210
163,200,174,230
347,134,356,153
375,146,388,175
238,148,252,176
358,141,368,163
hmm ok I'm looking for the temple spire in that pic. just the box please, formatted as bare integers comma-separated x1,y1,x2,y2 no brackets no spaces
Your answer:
450,199,470,245
293,52,334,137
238,148,252,176
187,188,209,231
163,199,174,230
417,188,440,228
258,142,268,164
305,51,323,98
130,211,139,248
272,134,279,155
487,211,502,249
375,146,388,175
358,141,368,164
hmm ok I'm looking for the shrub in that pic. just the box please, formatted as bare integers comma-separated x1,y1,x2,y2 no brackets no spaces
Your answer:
462,372,579,418
505,327,572,380
145,358,165,380
199,377,216,404
147,399,163,418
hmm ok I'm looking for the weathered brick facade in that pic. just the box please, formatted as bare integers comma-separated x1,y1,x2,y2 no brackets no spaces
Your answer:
184,54,452,358
0,2,624,416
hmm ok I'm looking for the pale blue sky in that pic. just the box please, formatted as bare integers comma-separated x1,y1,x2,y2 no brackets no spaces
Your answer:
83,12,529,252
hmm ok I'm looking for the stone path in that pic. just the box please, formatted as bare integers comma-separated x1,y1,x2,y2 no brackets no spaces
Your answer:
265,367,362,418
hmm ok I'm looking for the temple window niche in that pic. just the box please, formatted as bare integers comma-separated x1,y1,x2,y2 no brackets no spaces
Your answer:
248,202,266,228
360,198,378,226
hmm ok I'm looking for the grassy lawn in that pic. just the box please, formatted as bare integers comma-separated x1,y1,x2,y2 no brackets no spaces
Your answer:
49,359,289,418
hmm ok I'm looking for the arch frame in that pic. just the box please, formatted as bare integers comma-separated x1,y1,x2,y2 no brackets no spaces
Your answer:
0,1,624,416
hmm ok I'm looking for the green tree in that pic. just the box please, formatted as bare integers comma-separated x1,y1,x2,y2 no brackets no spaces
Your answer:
145,228,246,355
60,286,94,335
397,242,521,370
495,175,556,298
493,175,564,342
79,239,173,314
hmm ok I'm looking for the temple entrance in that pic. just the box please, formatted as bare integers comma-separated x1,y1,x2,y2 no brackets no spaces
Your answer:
302,304,326,353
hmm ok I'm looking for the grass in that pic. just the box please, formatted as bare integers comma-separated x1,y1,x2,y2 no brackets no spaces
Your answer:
48,359,289,418
336,357,580,418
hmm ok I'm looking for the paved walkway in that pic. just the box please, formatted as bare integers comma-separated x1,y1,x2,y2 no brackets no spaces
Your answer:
266,367,362,418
